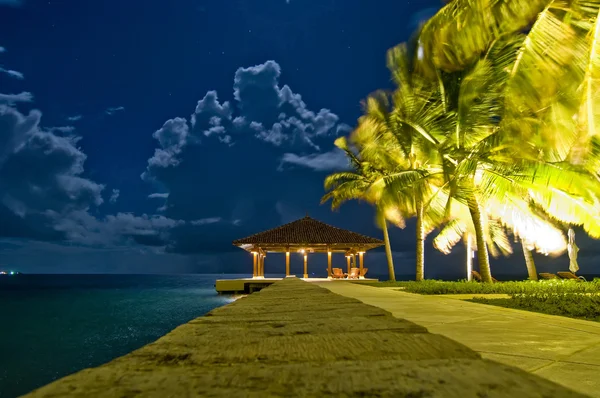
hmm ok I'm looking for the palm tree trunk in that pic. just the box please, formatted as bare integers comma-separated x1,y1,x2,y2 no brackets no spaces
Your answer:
467,196,493,283
521,240,538,281
379,212,396,282
415,199,425,281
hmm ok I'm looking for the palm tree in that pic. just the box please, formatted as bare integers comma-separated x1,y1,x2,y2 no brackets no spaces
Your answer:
433,192,568,280
321,137,402,282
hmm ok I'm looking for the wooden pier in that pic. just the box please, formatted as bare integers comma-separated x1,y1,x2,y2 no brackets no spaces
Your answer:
215,277,378,294
23,278,583,397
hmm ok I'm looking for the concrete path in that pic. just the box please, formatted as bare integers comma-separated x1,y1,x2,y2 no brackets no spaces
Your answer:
319,282,600,398
23,279,584,397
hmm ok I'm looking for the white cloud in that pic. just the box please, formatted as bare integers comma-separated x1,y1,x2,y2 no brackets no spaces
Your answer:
67,115,83,122
279,149,349,171
0,67,24,80
47,126,76,134
109,189,120,204
0,92,33,105
0,47,5,53
190,217,222,226
105,106,125,115
148,193,169,199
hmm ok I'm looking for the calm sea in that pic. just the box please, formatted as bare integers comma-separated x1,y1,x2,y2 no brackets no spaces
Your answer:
0,274,236,398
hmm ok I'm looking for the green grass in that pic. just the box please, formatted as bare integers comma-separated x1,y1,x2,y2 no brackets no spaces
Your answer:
364,279,600,295
470,294,600,322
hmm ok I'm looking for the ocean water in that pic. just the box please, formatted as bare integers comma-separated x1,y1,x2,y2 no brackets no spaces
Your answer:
0,274,235,398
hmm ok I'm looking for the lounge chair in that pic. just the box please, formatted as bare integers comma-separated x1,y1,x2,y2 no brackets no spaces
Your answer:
539,272,559,280
359,268,368,278
331,268,347,279
471,270,499,283
557,271,587,282
347,268,360,279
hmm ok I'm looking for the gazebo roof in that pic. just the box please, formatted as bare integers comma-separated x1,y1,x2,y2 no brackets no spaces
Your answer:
232,216,384,251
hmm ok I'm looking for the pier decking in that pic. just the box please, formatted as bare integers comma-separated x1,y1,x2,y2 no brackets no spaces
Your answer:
24,279,583,397
215,277,378,294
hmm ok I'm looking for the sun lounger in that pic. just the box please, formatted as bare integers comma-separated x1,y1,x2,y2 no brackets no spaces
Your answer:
557,271,586,281
359,268,368,278
331,268,346,279
347,268,360,279
539,272,559,280
471,270,498,283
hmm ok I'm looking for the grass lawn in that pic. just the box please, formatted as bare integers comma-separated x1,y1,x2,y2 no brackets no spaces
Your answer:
470,294,600,322
363,279,600,322
363,279,600,295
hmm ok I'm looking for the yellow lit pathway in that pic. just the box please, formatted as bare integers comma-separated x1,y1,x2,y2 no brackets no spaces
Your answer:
318,282,600,398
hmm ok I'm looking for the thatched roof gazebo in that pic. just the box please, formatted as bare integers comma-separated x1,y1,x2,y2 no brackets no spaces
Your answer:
232,216,384,279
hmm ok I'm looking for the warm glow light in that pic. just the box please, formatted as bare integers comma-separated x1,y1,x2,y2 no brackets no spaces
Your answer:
486,196,567,256
299,249,305,253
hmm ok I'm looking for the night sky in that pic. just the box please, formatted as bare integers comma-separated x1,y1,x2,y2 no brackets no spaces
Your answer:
0,0,596,276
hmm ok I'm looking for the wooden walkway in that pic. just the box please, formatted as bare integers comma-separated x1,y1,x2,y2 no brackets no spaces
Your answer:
24,279,585,397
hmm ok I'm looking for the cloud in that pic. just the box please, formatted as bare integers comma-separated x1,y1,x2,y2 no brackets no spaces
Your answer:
105,106,125,115
67,115,83,122
144,60,346,180
0,67,24,80
48,211,184,247
0,92,33,105
190,217,222,226
0,47,5,53
47,126,76,134
0,103,105,242
109,189,120,204
0,99,185,252
148,193,169,199
279,148,349,171
230,61,340,149
141,61,350,254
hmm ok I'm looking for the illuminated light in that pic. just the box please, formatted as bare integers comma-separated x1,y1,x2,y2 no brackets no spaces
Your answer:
10,271,14,275
299,249,305,253
486,196,567,256
417,44,424,60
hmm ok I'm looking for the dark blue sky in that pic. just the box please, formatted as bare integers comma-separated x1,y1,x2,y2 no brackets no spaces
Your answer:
0,0,595,277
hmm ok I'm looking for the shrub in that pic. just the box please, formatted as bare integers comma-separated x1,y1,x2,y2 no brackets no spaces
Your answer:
368,279,600,295
471,294,600,322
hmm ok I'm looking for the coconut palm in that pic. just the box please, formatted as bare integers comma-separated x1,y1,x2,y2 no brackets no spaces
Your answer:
434,192,569,280
386,36,598,282
321,136,402,282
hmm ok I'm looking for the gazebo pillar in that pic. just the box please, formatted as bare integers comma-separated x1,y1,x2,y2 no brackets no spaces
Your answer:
346,255,351,274
303,253,308,279
352,254,357,269
252,252,258,278
262,254,266,277
285,250,291,277
327,248,332,279
359,251,365,279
